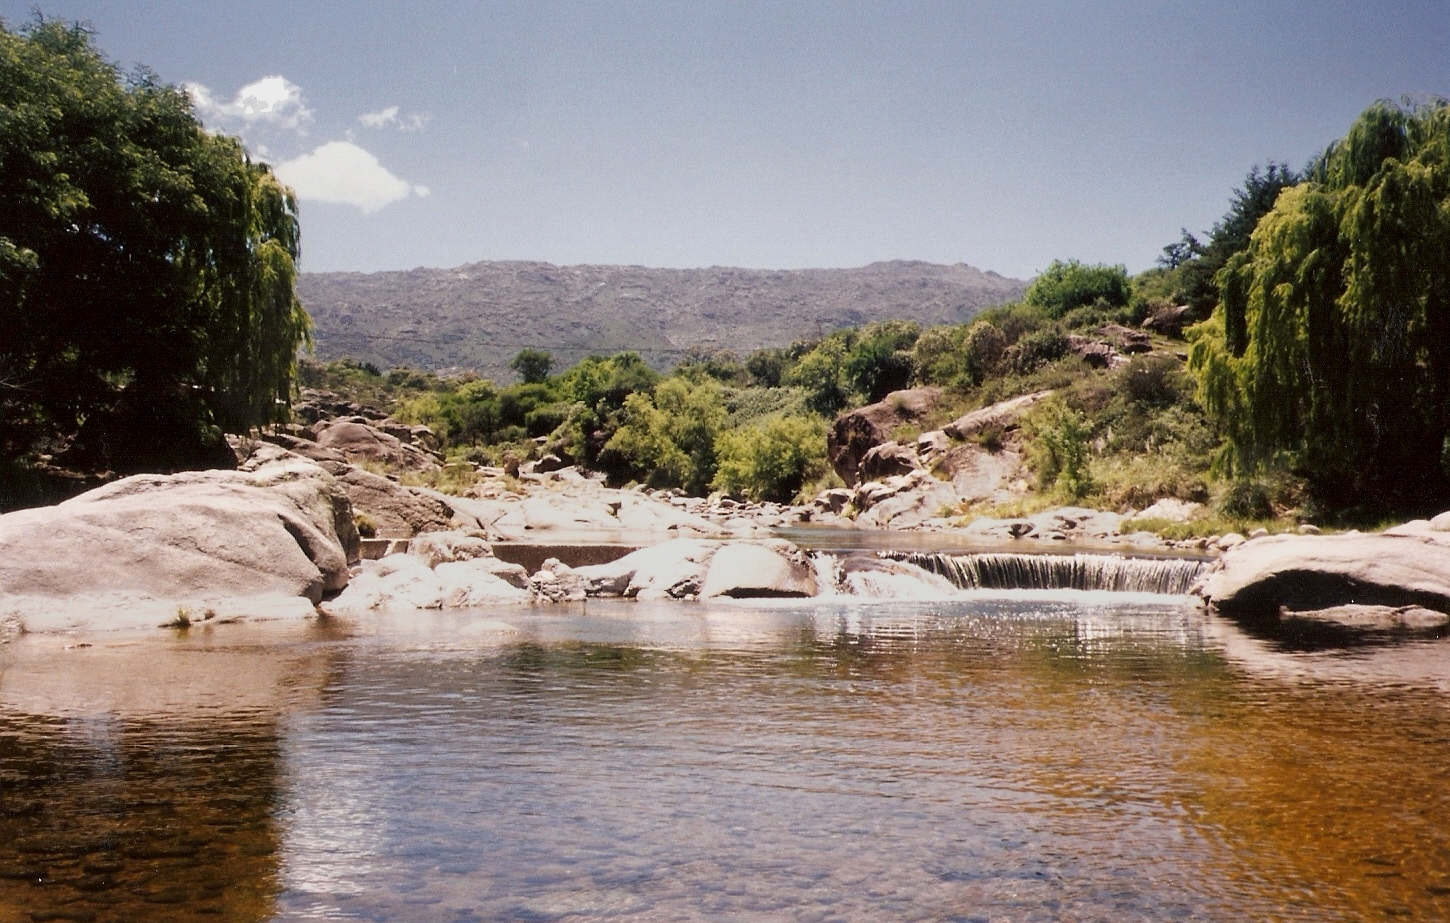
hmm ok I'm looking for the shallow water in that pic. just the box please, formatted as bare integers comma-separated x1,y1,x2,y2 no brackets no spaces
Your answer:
2,596,1449,922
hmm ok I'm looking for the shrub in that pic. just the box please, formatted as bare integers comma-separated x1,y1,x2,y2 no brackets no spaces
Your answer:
1024,260,1131,318
1008,329,1070,374
1025,403,1094,498
712,416,829,503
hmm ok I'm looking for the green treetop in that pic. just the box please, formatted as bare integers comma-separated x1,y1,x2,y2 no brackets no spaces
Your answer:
0,18,310,472
1190,99,1450,505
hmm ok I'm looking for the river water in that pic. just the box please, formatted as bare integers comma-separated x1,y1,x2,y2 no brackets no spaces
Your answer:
2,593,1448,922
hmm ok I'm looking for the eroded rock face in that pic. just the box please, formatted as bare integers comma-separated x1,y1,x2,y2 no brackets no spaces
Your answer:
0,446,356,632
827,387,941,486
1197,532,1450,620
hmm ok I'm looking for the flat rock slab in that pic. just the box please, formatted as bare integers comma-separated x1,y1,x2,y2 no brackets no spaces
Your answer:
1198,532,1450,620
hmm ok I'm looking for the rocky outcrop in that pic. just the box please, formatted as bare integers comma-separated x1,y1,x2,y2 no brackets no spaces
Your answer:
0,444,357,633
1196,530,1450,620
827,387,941,486
311,418,441,472
1141,304,1195,337
943,391,1053,440
323,463,461,538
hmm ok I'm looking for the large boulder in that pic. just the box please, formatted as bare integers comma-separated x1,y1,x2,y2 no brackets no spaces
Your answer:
322,463,459,538
943,390,1053,440
312,419,440,472
699,541,818,599
827,387,941,486
1197,531,1450,620
571,538,718,600
0,446,357,633
858,441,924,482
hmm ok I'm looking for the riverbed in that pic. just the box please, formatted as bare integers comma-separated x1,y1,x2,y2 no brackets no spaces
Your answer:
2,594,1448,922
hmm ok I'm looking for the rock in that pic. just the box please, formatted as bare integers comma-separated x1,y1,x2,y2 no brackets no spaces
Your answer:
1097,324,1153,353
827,387,941,486
931,442,1029,504
571,538,718,599
1431,509,1450,531
858,440,924,482
435,560,533,605
813,488,853,515
852,476,959,530
1283,604,1450,631
1198,532,1450,620
1134,498,1202,523
1217,532,1246,550
530,560,586,603
1066,335,1120,369
699,542,818,599
839,554,958,598
914,430,953,465
324,463,458,538
943,391,1053,440
1247,527,1269,539
409,530,495,567
312,419,440,472
1141,304,1195,337
0,447,356,632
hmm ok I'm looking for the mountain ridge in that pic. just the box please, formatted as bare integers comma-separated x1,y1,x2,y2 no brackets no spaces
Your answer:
298,259,1028,380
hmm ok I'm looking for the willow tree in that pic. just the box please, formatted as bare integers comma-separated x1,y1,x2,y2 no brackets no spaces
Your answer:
0,18,309,471
1189,100,1450,503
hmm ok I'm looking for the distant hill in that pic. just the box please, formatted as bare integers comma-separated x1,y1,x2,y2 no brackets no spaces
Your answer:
298,259,1027,380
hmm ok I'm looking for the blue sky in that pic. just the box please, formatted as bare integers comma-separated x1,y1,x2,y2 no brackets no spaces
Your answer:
5,1,1449,278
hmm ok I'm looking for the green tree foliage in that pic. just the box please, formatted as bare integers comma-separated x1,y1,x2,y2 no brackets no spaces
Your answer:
711,415,829,503
0,19,310,470
1189,100,1450,504
1023,260,1130,318
785,321,922,413
786,336,853,415
509,349,553,385
1166,163,1301,314
603,378,725,493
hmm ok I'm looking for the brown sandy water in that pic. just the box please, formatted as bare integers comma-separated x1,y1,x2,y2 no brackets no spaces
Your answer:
1,596,1447,922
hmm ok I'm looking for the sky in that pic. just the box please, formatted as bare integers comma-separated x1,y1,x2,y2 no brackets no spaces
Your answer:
4,1,1450,279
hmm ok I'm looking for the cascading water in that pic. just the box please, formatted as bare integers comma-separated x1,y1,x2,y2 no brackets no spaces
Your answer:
882,551,1208,596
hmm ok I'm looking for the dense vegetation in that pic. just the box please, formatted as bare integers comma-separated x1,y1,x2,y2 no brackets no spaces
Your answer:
1191,100,1450,508
0,18,309,489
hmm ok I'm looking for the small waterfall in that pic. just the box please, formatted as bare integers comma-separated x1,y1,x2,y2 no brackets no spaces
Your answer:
885,551,1207,596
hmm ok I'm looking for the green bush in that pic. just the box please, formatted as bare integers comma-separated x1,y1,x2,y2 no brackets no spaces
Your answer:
1024,260,1131,318
1025,403,1094,498
712,416,829,503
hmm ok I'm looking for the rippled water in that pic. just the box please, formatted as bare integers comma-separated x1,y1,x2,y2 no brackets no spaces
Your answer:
2,595,1449,922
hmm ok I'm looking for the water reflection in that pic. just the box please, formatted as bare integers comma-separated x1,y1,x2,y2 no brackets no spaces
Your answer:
1,598,1448,922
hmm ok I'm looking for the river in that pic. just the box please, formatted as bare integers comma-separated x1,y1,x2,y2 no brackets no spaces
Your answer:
2,593,1448,922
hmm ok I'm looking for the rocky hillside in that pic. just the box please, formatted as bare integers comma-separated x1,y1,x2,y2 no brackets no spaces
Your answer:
298,260,1026,379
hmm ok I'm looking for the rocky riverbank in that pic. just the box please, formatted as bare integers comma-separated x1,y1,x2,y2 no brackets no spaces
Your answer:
4,405,1450,641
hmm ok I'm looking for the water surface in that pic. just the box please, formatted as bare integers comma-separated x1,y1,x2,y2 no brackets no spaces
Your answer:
2,596,1448,922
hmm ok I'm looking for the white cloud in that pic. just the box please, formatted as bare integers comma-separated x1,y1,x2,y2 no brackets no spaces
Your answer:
273,141,427,213
358,105,399,129
358,105,430,132
186,75,313,131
